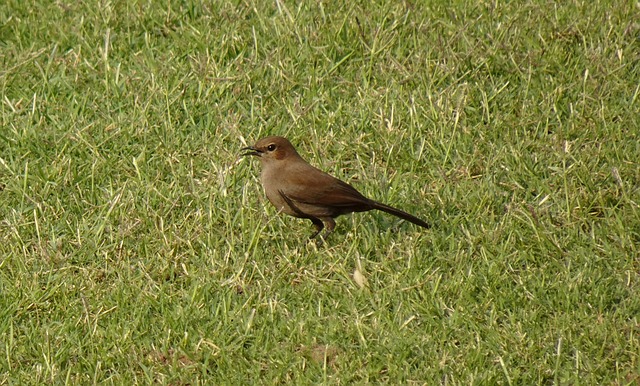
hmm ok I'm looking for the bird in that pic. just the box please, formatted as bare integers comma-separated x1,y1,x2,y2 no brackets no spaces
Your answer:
242,136,430,241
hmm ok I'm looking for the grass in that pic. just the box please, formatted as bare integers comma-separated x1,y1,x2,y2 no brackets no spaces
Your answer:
1,0,639,384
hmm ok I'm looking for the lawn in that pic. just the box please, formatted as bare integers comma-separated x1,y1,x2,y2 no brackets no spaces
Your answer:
1,0,639,384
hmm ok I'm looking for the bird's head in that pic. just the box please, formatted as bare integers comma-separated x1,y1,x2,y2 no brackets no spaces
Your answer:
242,136,298,163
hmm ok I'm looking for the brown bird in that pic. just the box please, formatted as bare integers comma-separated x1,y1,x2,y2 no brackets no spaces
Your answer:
242,136,430,240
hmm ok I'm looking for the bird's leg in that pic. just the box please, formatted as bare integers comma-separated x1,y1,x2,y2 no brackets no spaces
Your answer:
318,218,336,242
308,218,324,240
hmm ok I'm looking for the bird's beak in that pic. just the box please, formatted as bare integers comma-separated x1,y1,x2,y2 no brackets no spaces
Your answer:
241,146,262,157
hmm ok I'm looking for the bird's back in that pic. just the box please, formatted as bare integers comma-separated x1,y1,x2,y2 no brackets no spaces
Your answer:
262,159,372,218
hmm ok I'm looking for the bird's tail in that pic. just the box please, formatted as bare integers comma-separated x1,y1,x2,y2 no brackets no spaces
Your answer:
370,201,430,229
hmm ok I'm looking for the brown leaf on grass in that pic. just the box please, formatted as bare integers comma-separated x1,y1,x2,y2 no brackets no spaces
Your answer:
299,344,341,367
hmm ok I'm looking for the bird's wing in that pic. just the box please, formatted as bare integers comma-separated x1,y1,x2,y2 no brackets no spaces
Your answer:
284,166,371,208
277,189,308,217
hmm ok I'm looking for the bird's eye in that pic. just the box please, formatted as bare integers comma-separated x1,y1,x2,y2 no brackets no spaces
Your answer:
267,144,276,151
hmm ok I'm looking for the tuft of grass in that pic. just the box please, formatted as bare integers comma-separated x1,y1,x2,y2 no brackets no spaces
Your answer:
1,0,638,383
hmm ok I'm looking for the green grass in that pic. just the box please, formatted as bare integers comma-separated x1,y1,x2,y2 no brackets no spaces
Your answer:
1,0,639,384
